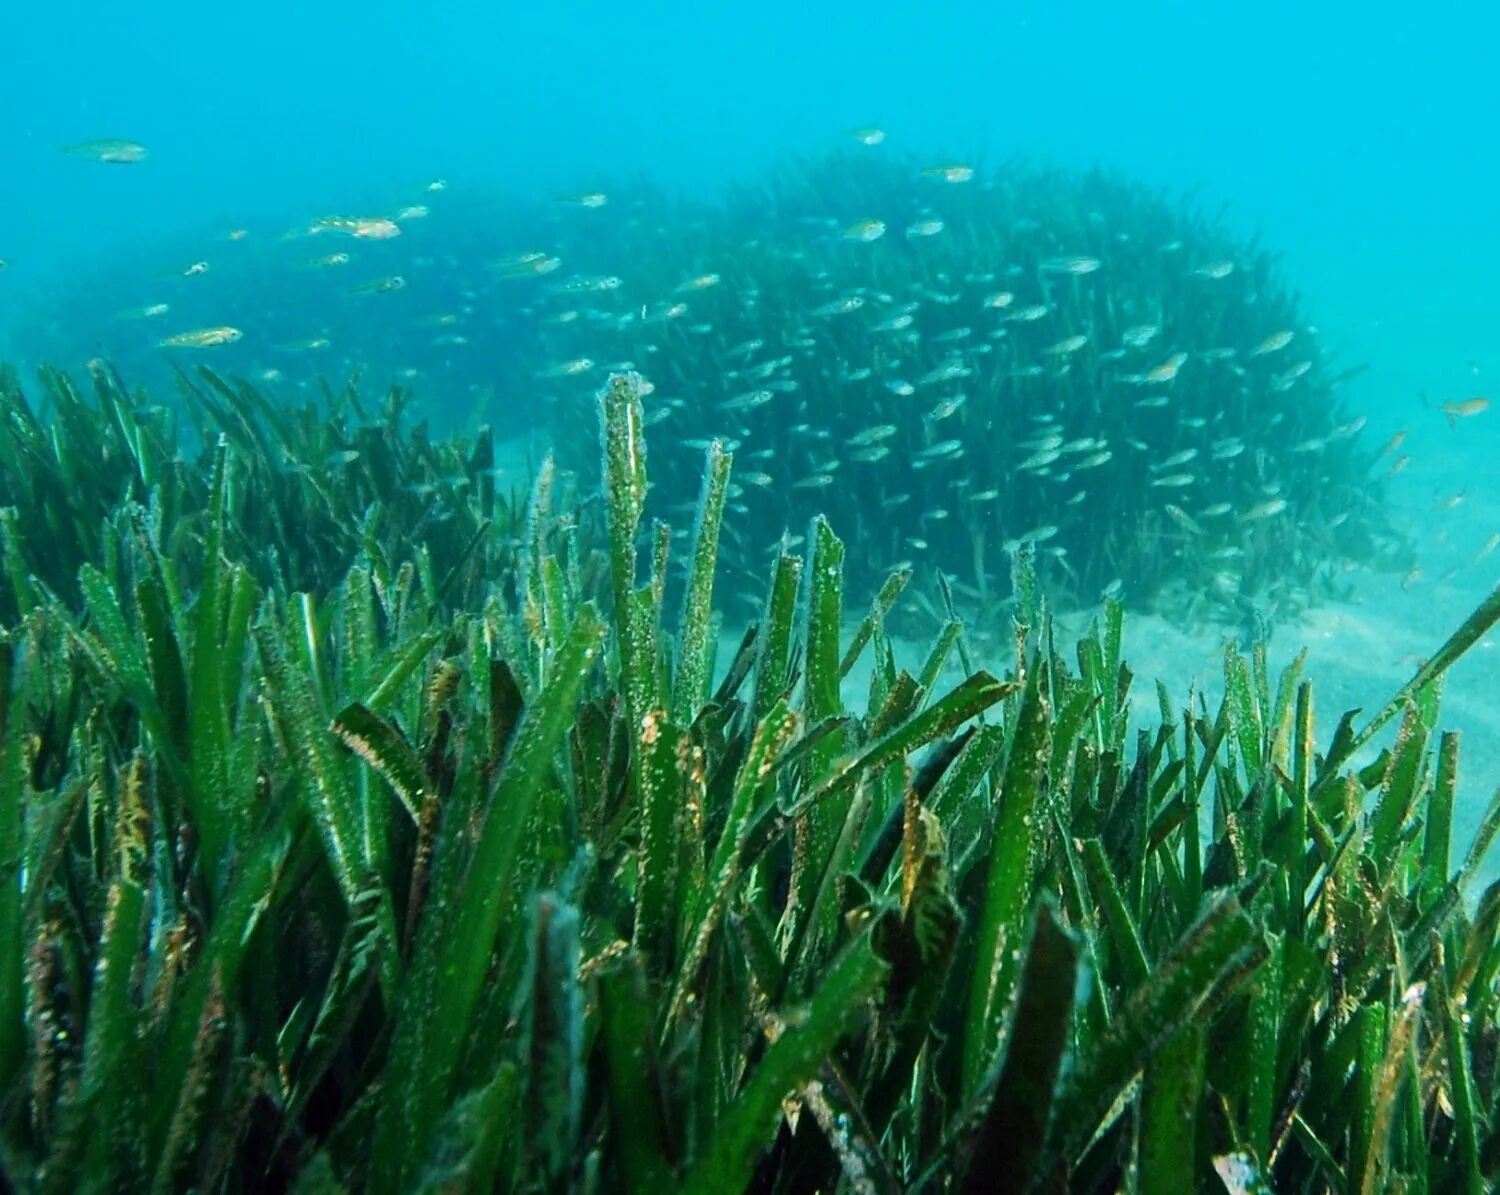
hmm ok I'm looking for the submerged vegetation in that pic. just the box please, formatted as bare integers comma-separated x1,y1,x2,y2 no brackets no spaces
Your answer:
516,153,1409,621
11,149,1410,626
0,366,1496,1192
0,361,524,622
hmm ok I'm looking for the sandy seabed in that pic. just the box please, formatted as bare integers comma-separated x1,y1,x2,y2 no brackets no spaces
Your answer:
821,561,1500,892
831,427,1500,889
496,416,1500,887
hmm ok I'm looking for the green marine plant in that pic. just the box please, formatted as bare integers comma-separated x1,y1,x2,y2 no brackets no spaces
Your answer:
505,155,1408,624
0,361,526,622
0,368,1495,1193
11,152,1409,626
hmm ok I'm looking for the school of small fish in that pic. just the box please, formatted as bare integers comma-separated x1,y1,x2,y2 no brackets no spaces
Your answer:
9,131,1492,620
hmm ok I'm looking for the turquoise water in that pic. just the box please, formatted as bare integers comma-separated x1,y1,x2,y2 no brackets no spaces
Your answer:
4,1,1498,833
7,1,1499,413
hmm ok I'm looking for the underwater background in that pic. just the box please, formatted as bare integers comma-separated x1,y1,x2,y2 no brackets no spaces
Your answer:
4,0,1498,856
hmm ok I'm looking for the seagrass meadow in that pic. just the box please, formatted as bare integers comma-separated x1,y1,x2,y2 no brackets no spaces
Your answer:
0,364,1499,1193
509,154,1410,621
6,153,1413,627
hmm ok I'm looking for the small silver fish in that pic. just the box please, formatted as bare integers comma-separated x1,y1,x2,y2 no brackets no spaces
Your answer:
1153,448,1199,470
1044,334,1089,355
720,389,773,411
843,219,886,243
919,359,970,386
1249,329,1294,356
1192,259,1235,279
813,295,866,317
847,424,898,446
1040,256,1101,275
62,138,148,163
927,395,967,420
1018,447,1063,470
1243,498,1289,520
1164,504,1203,535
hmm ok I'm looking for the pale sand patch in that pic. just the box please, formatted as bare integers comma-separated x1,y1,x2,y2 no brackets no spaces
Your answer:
721,562,1500,891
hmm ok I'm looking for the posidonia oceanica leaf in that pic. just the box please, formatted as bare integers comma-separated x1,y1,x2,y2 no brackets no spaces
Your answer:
754,548,803,721
964,645,1051,1097
1051,894,1265,1166
671,697,800,1027
961,900,1081,1194
600,955,675,1192
840,566,912,681
673,438,731,724
0,637,25,1092
370,602,604,1194
785,516,847,964
331,701,429,824
676,933,888,1195
1140,1019,1206,1195
1320,585,1500,781
515,893,585,1188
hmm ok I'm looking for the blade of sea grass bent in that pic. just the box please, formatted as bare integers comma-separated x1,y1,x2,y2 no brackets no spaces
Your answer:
677,933,888,1195
1323,585,1500,779
370,602,604,1194
330,701,429,825
1051,894,1263,1167
839,566,912,681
